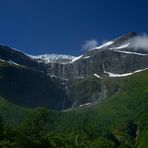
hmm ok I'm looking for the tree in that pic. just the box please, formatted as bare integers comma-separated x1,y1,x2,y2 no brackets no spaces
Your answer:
16,107,53,147
89,137,115,148
0,114,4,140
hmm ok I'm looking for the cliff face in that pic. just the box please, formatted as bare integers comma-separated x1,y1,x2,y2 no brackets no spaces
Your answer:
42,32,148,80
2,32,148,81
44,49,148,80
1,32,148,109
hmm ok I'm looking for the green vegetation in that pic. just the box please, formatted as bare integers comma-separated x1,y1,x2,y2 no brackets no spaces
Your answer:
0,96,33,127
52,70,148,147
0,60,148,147
136,114,148,148
0,110,117,147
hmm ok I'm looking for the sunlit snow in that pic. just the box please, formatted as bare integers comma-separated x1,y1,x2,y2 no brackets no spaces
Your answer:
79,102,91,107
104,68,148,77
110,43,130,50
83,56,90,59
71,55,83,63
111,50,148,56
30,54,76,64
90,41,114,50
94,73,102,79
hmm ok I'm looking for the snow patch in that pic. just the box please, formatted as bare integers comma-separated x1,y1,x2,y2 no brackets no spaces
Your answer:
76,76,84,79
0,59,20,66
110,43,130,50
111,50,148,56
94,74,103,79
79,102,91,107
0,59,5,62
90,41,114,50
71,55,83,63
7,60,19,66
50,74,57,78
50,74,68,81
83,56,90,59
110,43,148,56
104,68,148,77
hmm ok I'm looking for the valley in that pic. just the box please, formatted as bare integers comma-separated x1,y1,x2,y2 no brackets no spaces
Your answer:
0,32,147,147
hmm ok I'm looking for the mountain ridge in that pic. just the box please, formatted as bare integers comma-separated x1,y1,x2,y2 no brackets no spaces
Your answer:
0,32,147,147
0,32,148,109
25,32,148,80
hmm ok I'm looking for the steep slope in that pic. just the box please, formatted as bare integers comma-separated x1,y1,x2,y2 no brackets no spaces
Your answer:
0,68,147,147
39,32,148,80
0,45,45,71
0,33,147,146
53,69,148,147
0,32,148,110
66,76,102,107
1,32,148,109
0,60,70,110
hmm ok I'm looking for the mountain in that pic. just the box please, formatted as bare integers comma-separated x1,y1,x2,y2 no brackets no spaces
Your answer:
0,59,70,110
26,32,148,107
0,32,148,147
34,32,148,80
0,45,45,71
52,69,148,148
0,63,147,148
1,32,148,108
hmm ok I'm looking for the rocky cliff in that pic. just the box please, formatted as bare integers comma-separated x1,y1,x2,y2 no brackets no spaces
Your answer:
39,32,148,80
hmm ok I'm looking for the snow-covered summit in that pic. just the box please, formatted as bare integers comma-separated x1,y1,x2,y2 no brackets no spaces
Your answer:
29,54,77,64
89,32,138,51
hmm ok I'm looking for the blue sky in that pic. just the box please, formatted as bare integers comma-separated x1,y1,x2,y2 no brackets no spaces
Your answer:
0,0,148,55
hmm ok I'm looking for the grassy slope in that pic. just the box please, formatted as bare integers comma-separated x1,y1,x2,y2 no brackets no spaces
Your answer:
54,70,148,142
0,60,147,146
137,129,148,148
0,96,31,126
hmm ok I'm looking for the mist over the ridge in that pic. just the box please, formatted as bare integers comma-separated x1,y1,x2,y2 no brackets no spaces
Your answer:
129,33,148,50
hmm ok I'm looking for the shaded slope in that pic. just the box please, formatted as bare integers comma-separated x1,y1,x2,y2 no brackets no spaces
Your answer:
0,60,70,110
0,45,44,71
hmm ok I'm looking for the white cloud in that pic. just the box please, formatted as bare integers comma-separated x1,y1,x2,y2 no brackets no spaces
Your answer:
130,34,148,50
81,39,98,50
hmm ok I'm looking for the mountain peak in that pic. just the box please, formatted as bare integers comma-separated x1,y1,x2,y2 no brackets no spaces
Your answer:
112,32,138,46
